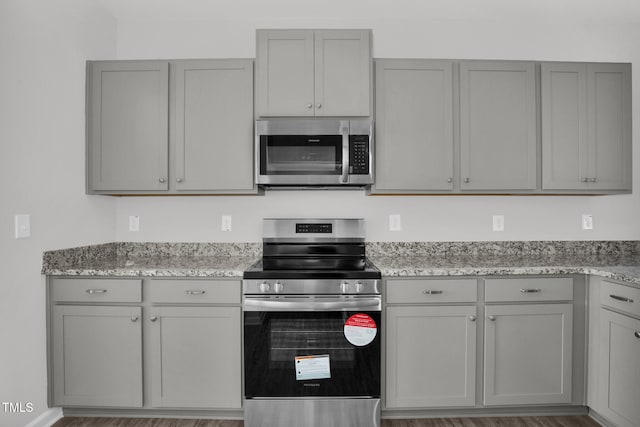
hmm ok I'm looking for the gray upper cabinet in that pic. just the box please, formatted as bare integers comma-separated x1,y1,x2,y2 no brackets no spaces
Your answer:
87,61,170,192
87,59,257,195
256,29,371,117
460,61,537,191
541,62,631,191
372,60,454,193
172,59,255,193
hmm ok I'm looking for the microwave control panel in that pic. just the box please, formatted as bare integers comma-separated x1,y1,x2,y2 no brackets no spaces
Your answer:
349,135,370,175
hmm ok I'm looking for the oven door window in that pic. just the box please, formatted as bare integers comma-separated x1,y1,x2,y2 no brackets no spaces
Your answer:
259,135,342,175
244,311,380,398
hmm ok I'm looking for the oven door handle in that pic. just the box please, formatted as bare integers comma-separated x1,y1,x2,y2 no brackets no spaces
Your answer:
243,298,381,312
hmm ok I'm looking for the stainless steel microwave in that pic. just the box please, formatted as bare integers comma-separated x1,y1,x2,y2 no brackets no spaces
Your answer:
255,118,373,187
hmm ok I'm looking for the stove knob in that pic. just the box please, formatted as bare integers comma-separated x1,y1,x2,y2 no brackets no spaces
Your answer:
354,281,364,293
259,281,271,293
340,281,350,293
274,282,284,293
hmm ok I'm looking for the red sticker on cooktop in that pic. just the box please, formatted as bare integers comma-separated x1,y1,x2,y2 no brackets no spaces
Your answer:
344,314,377,346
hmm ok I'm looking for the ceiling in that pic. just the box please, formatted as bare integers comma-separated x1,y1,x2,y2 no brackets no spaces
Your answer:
95,0,640,24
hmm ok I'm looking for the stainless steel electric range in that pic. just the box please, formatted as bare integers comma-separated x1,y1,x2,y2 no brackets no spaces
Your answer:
243,218,381,427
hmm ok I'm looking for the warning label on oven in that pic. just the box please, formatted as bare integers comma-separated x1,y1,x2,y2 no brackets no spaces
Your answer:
344,313,377,346
295,354,331,381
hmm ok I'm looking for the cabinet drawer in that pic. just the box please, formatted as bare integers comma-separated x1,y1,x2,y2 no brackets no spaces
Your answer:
149,279,240,304
485,277,573,302
51,278,141,303
386,279,477,304
600,280,640,317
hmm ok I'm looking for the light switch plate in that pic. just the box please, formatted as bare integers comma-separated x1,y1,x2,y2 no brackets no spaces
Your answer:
15,214,31,239
582,214,593,230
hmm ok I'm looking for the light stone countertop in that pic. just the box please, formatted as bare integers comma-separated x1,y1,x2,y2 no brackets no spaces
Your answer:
41,241,640,287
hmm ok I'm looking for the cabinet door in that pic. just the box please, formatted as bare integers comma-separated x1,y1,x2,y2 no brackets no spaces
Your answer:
598,309,640,427
314,30,371,117
541,63,589,190
460,61,536,191
173,60,256,193
88,61,169,192
386,305,476,408
588,63,632,191
484,304,573,405
256,30,315,117
372,60,454,193
149,306,241,408
52,306,142,407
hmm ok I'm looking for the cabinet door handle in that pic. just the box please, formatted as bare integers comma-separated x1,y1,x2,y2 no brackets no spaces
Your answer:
307,103,313,109
86,289,107,294
610,294,634,303
469,315,476,322
520,288,541,293
422,290,443,295
488,315,496,321
581,178,589,183
176,178,183,183
150,316,158,322
447,177,453,183
589,178,597,183
131,316,139,322
185,290,206,295
635,331,640,339
159,178,166,183
464,178,470,183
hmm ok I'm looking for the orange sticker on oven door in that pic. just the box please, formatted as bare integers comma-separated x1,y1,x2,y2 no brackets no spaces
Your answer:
344,314,377,346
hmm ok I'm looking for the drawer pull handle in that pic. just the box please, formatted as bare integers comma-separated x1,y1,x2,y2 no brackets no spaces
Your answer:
423,290,443,295
86,289,107,294
469,315,476,322
150,316,158,322
185,290,206,296
610,294,634,303
635,331,640,339
520,288,541,293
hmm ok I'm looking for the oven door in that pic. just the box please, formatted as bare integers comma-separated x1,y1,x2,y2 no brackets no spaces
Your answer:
244,296,381,398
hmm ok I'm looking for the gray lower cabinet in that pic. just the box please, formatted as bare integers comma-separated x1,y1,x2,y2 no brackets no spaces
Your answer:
372,59,454,193
87,59,256,195
541,62,631,191
596,279,640,427
49,278,242,410
148,306,241,408
459,61,537,191
385,278,478,408
483,303,573,405
52,305,143,407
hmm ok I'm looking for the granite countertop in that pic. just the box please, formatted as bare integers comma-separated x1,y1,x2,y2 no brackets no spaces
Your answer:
41,241,640,287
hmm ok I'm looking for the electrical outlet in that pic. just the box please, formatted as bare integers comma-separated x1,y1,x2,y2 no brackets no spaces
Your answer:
15,214,31,239
492,215,505,232
582,214,593,230
129,216,140,232
389,214,402,231
221,215,232,232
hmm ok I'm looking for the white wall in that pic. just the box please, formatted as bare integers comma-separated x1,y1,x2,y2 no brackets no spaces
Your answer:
0,1,117,426
113,11,640,242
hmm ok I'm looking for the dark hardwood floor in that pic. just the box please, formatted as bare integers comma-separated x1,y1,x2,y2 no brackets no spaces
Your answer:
52,416,601,427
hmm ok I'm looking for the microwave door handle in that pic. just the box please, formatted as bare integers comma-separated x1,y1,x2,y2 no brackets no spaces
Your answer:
340,126,349,183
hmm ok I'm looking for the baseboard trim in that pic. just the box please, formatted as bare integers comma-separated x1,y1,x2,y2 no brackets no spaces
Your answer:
382,405,589,419
24,408,63,427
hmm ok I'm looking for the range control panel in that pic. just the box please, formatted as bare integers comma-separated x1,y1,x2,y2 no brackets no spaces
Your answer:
296,223,333,234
